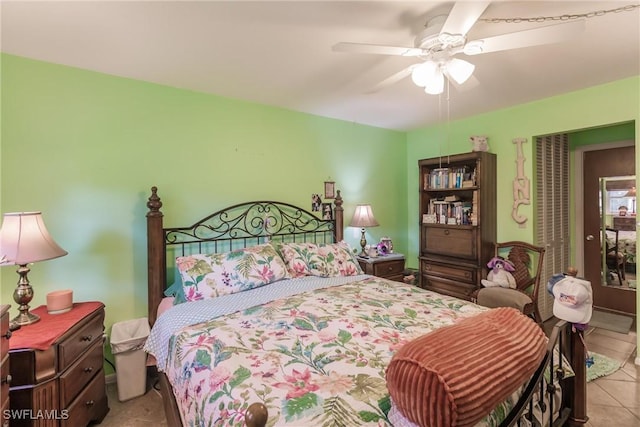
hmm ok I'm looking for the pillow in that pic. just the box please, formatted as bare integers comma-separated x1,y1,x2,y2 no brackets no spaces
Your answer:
176,243,288,302
164,280,187,305
277,241,362,278
386,307,546,427
313,241,363,277
277,242,324,278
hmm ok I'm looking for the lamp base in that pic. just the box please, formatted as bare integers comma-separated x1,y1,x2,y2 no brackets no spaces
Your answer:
12,264,40,325
359,228,368,258
12,310,40,326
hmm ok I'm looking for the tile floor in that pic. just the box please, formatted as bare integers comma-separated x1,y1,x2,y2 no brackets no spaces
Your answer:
98,316,639,426
581,320,639,427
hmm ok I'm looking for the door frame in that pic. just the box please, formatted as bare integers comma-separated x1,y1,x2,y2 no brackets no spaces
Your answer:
573,139,635,279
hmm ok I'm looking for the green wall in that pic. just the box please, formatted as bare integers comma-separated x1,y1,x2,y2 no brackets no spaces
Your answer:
2,53,639,371
0,54,407,373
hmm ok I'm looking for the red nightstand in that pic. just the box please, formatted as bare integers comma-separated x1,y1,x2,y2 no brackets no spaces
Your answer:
8,302,109,427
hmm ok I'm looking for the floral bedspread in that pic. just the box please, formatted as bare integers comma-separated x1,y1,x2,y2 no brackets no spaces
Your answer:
154,277,526,426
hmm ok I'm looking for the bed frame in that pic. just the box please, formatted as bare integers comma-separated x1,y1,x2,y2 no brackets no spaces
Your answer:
145,186,587,427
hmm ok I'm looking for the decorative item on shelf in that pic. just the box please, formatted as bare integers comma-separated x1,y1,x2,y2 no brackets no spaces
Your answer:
324,180,335,199
624,187,636,215
350,204,379,257
618,205,629,217
0,211,68,325
470,135,489,152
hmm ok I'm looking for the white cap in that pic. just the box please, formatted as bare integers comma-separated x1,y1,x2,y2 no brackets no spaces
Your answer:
552,276,593,324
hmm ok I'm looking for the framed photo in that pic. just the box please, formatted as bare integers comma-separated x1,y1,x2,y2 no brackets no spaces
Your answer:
311,194,322,212
322,203,333,220
324,181,335,199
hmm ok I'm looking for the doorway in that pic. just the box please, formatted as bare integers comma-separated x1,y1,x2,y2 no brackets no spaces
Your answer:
583,145,636,315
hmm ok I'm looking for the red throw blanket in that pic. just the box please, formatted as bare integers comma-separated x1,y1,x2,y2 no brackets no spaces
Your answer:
386,307,546,427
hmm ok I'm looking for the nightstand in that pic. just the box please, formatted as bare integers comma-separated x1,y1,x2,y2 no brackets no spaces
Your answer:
358,253,405,282
9,302,109,427
1,305,10,427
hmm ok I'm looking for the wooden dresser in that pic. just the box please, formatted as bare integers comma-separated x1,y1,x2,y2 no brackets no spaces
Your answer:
358,254,405,282
1,305,10,427
613,216,636,231
8,302,109,427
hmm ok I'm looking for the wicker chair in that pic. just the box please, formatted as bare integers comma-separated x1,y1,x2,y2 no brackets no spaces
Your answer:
472,241,546,324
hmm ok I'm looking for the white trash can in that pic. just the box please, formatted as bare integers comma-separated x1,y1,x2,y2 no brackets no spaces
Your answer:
110,317,150,401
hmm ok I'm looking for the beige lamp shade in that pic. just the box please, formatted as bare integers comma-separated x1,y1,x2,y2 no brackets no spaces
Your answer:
0,211,68,326
0,211,68,265
349,205,379,228
350,205,379,257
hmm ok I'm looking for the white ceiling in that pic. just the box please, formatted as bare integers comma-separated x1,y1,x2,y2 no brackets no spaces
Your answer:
1,1,639,131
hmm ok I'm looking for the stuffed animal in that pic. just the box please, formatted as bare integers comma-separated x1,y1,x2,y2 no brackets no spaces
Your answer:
470,135,490,152
481,256,517,288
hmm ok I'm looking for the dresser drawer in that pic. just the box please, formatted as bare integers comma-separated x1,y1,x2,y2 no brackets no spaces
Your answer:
423,226,477,259
62,371,107,427
58,310,104,371
422,274,477,301
421,260,476,283
372,259,404,278
0,355,9,409
59,340,102,408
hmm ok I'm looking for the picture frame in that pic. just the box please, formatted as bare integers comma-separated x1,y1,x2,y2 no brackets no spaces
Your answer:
324,181,335,199
321,203,333,220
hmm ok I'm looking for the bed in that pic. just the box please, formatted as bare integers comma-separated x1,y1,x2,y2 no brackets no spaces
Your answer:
144,186,587,427
618,230,636,266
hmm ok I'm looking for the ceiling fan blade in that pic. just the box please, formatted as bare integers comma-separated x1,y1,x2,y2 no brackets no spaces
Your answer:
440,1,490,37
367,65,415,94
332,42,424,57
464,19,586,55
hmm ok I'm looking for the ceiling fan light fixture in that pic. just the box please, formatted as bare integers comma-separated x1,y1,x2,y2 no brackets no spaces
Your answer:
424,70,445,95
411,61,440,88
445,58,475,84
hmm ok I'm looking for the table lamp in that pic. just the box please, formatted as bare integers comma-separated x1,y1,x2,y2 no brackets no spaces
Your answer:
349,204,379,257
0,212,68,325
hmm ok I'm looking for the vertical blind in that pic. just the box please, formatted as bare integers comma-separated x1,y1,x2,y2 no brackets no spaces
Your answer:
535,134,570,320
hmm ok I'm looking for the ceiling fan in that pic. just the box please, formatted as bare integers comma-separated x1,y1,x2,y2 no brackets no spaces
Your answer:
333,1,585,95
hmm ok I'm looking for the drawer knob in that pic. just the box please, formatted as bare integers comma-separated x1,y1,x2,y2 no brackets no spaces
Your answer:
3,330,11,340
81,335,93,342
85,400,95,407
84,367,94,373
387,266,393,271
1,374,11,386
444,229,450,235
